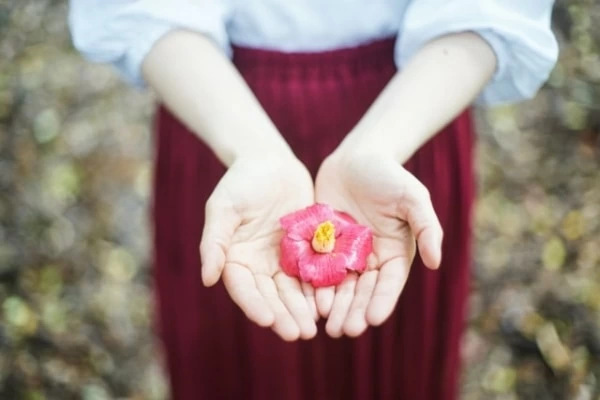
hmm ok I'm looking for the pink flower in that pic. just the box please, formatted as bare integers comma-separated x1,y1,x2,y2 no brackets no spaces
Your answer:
279,203,373,287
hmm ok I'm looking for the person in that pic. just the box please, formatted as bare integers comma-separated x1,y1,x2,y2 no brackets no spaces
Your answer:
68,1,558,399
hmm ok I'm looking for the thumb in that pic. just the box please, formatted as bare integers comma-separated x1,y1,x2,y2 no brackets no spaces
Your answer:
400,174,443,270
199,198,241,287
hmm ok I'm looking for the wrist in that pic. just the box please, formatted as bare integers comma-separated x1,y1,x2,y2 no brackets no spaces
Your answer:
335,32,495,165
335,73,435,164
224,133,294,168
337,119,425,165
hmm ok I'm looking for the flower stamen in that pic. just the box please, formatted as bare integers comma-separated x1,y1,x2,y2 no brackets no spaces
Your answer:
312,221,336,253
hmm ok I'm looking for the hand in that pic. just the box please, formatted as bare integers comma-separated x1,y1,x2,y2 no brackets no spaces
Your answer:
314,149,443,337
200,155,318,341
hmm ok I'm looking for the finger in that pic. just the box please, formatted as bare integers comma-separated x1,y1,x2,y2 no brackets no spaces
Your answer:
416,226,443,269
342,270,378,337
301,281,319,322
255,275,301,341
275,273,318,339
366,256,411,326
315,286,335,318
200,198,241,286
325,273,358,338
399,176,443,270
367,253,378,270
222,264,274,327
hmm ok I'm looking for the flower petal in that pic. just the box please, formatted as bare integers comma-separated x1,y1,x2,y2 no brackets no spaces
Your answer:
280,203,335,240
299,252,348,287
331,210,356,236
334,225,373,273
280,237,311,277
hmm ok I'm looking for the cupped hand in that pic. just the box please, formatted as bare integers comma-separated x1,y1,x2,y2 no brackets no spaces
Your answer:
314,149,443,338
199,154,318,341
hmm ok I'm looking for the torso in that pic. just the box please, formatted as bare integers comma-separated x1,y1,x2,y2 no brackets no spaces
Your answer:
225,0,412,51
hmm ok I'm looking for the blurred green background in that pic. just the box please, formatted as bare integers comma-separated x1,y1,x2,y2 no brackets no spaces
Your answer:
0,1,599,399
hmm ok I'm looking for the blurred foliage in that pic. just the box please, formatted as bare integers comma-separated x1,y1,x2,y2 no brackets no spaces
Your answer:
463,1,600,399
0,0,599,399
0,0,165,399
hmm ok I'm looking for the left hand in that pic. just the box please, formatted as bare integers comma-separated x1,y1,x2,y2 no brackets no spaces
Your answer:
200,154,318,341
314,149,443,337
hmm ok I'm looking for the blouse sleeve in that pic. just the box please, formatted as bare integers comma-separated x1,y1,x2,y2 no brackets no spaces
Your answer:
395,0,559,105
68,0,232,87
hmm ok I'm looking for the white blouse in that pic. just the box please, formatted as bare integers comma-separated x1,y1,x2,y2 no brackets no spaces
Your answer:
69,0,559,105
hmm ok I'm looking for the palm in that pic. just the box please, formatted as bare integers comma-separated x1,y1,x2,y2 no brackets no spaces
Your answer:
316,157,417,262
314,152,442,337
200,156,318,341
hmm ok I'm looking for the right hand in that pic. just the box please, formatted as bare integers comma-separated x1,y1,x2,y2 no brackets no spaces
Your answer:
314,149,443,337
199,154,318,341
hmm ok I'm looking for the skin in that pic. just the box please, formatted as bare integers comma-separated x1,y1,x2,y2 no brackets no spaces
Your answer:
315,32,498,337
141,30,497,340
142,32,318,341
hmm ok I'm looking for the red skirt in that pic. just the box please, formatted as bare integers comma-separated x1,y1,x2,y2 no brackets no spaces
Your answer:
152,38,475,400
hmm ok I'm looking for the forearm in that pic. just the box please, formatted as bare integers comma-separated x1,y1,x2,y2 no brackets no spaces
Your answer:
340,32,497,162
142,30,292,167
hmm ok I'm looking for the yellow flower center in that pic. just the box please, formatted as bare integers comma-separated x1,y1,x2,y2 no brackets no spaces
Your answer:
312,221,336,253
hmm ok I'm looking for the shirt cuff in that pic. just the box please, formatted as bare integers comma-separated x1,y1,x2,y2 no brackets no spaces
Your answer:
394,2,559,106
122,18,232,88
69,0,233,88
